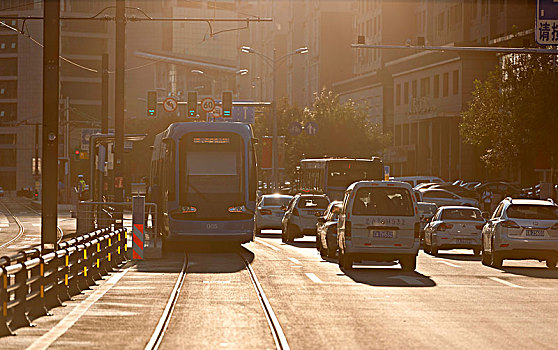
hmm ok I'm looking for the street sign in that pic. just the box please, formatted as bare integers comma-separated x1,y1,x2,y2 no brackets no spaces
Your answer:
212,106,222,118
163,97,178,113
232,106,255,123
201,97,216,112
536,0,558,45
288,122,302,136
305,121,319,136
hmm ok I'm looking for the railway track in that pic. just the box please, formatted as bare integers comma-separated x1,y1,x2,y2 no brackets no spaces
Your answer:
0,198,65,253
145,251,290,350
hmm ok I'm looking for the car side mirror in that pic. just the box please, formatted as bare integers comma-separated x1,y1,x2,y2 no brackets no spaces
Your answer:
317,217,326,223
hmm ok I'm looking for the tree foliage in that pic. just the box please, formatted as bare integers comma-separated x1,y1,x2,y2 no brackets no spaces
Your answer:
254,89,390,177
460,54,558,171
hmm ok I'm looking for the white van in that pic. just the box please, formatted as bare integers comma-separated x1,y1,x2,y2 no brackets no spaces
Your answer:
337,181,421,271
393,176,444,188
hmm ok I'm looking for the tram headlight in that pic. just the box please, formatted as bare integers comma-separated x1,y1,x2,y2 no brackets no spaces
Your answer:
181,206,197,213
228,205,244,213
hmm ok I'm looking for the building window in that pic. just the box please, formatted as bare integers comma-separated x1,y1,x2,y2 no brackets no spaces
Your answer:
443,72,449,97
412,80,417,99
433,75,440,98
396,84,401,106
453,70,459,95
420,77,430,97
404,82,409,104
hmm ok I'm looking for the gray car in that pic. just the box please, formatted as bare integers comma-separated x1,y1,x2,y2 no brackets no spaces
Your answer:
316,201,342,258
255,194,293,234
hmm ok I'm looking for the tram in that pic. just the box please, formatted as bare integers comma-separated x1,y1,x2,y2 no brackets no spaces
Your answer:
151,122,257,245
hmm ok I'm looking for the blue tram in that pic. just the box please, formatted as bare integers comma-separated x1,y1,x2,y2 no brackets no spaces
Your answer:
151,122,257,245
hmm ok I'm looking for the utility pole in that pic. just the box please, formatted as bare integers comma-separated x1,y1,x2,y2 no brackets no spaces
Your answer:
41,0,60,252
64,97,70,204
114,0,125,227
271,48,278,191
102,53,109,134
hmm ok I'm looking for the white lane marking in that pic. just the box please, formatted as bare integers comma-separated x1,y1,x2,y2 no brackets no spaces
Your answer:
288,257,301,265
305,273,323,284
27,267,130,350
488,277,524,288
438,261,461,268
255,238,280,251
0,223,9,227
32,223,41,227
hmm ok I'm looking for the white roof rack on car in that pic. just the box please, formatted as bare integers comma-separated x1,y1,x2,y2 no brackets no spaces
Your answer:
547,198,556,205
504,196,513,203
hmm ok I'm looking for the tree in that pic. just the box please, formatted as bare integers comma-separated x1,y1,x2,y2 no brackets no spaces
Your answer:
460,54,558,181
253,89,390,179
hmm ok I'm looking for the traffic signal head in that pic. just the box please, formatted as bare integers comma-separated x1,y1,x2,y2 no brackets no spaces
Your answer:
222,91,232,117
187,91,197,117
147,90,157,117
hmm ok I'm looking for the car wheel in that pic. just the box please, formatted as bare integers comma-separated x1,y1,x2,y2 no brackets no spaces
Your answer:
546,258,557,269
281,226,287,243
490,240,503,268
424,236,431,253
481,244,491,266
430,242,438,256
473,248,481,256
327,245,337,258
255,226,261,235
286,224,297,242
400,255,417,272
338,250,344,268
342,253,353,270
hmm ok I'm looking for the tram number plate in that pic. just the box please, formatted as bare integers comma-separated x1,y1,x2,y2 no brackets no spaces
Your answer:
206,224,218,230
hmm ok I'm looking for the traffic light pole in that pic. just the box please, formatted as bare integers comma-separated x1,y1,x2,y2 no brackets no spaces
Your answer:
41,0,60,252
114,0,125,228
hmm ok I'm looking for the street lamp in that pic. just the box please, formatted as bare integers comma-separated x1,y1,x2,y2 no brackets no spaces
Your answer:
236,69,249,76
241,45,309,191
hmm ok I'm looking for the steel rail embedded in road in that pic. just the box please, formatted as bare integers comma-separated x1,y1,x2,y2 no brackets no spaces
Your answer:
145,253,188,350
0,200,25,249
240,253,290,350
16,200,65,244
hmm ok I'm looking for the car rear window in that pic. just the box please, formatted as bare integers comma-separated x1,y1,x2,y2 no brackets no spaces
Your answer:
297,197,329,209
352,187,414,217
418,203,437,215
441,208,483,221
261,197,291,207
506,204,558,220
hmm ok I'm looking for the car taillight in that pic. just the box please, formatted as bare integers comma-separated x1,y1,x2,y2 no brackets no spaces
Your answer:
437,223,453,231
292,208,299,216
414,222,420,239
501,220,520,228
260,209,272,215
345,221,351,239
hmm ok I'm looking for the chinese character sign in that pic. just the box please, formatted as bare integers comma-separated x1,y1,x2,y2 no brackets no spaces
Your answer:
537,0,558,45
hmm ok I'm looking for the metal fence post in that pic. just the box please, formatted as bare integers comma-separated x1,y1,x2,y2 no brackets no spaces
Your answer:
10,263,31,329
0,268,14,336
57,250,72,302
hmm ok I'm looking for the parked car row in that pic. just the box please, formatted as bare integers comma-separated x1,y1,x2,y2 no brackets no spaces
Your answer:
255,179,558,271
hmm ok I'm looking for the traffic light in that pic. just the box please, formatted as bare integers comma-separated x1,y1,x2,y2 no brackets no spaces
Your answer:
187,91,197,117
147,90,157,117
74,149,80,160
222,91,232,118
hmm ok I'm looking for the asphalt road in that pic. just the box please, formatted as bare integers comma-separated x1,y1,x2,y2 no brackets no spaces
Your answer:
1,229,557,349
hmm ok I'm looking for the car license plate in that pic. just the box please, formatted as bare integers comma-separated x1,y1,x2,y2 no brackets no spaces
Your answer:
456,239,473,245
526,229,545,237
370,230,395,239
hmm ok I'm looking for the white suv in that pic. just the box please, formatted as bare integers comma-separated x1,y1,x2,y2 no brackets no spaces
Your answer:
482,198,558,269
337,181,420,271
